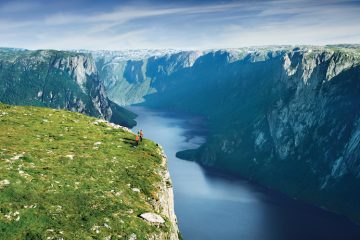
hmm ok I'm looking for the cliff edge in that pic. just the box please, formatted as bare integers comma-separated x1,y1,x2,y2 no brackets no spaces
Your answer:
0,103,179,239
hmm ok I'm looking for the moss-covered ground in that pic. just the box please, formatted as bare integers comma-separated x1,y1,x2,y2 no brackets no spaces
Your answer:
0,103,171,239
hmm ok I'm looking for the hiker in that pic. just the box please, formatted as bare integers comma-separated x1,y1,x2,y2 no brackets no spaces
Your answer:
139,129,143,142
135,134,140,146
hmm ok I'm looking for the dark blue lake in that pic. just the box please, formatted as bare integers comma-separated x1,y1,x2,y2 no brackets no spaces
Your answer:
131,106,360,240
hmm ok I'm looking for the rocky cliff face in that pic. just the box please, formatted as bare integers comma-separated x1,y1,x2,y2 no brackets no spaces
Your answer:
155,146,180,240
96,45,360,222
0,48,136,127
93,50,201,105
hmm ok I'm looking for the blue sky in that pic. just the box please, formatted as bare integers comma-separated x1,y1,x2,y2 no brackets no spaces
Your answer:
0,0,360,50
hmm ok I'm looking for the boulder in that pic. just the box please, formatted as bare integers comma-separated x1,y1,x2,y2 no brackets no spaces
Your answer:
139,212,165,224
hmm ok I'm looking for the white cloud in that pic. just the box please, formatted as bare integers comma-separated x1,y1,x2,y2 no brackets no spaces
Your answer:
0,0,359,50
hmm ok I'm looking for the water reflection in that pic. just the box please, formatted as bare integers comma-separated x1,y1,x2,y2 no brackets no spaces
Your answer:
130,106,360,240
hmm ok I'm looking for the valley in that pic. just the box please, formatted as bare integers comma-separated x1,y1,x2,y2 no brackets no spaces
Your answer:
93,45,360,223
1,45,360,238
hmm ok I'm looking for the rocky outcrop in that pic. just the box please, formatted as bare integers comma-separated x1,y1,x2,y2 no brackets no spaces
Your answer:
51,52,112,119
96,45,360,223
139,213,165,224
0,48,136,127
152,146,179,240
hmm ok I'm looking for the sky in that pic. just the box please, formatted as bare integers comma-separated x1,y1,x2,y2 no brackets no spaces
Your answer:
0,0,360,50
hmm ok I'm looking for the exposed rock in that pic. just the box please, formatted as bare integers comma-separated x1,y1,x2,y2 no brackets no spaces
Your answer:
152,146,179,239
0,179,10,188
103,223,111,229
93,119,132,133
65,155,74,160
10,153,23,161
91,225,100,234
139,213,165,224
128,233,137,240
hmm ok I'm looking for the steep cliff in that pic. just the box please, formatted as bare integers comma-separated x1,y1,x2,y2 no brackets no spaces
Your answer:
97,45,360,222
155,146,180,240
93,50,200,105
0,48,136,127
0,103,179,239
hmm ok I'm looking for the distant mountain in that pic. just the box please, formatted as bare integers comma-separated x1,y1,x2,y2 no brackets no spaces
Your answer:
93,45,360,223
78,49,182,61
90,50,203,105
0,48,136,127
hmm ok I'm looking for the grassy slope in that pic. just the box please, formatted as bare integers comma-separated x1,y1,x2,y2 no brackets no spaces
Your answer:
0,103,171,239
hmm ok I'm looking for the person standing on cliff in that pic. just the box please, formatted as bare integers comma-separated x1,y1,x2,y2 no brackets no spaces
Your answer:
139,129,143,142
135,134,140,146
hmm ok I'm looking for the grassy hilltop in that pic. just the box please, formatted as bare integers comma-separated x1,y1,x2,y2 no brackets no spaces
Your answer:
0,103,174,239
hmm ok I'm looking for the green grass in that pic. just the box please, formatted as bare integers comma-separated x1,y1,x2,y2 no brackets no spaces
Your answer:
0,103,172,239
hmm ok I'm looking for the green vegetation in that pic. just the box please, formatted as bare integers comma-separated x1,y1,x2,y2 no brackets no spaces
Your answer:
108,101,137,128
0,48,136,128
0,49,89,109
0,103,172,239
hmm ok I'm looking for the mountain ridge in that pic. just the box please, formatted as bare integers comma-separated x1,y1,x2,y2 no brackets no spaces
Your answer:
93,44,360,223
0,48,136,127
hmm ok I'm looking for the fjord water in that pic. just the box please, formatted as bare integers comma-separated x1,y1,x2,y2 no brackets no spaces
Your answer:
131,106,360,240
